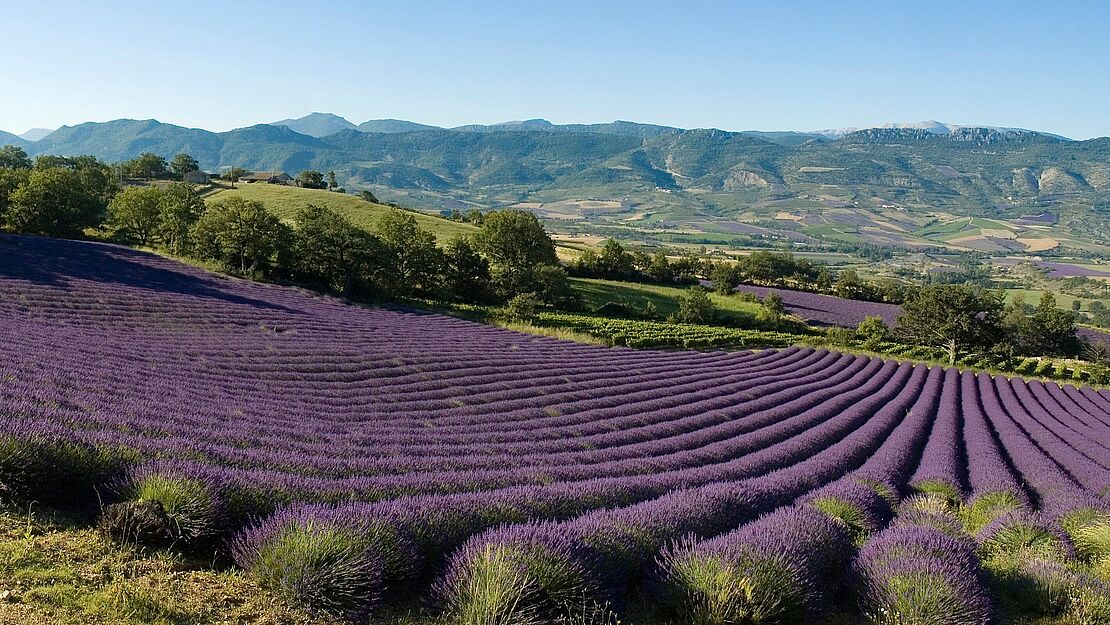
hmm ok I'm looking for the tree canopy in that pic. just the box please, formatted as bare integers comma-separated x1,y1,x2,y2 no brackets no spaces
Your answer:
896,284,1004,365
376,208,443,297
191,196,290,274
475,209,559,297
296,170,327,189
291,204,382,296
0,145,32,170
6,167,104,237
108,186,164,245
170,153,200,178
124,153,170,180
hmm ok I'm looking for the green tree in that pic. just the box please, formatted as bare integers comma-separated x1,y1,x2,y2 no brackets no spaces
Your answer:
0,167,30,229
326,171,338,191
835,269,866,299
646,251,674,284
474,209,558,297
857,315,889,351
296,170,327,189
125,153,170,180
7,167,103,237
291,204,382,296
670,255,704,281
896,284,1004,365
1002,292,1081,357
530,264,573,306
596,239,634,279
224,167,251,182
443,236,491,303
359,189,379,204
108,186,164,245
375,208,442,296
710,262,743,295
757,291,786,326
0,145,32,169
1072,299,1082,312
1030,292,1080,356
158,183,206,254
170,153,200,178
34,155,116,203
505,292,542,323
190,196,290,274
670,286,715,324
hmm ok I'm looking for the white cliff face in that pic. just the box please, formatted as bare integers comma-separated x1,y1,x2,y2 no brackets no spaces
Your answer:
812,120,1063,139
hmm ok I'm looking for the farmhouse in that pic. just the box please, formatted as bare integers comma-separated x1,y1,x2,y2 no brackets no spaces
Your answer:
240,171,293,184
183,170,211,184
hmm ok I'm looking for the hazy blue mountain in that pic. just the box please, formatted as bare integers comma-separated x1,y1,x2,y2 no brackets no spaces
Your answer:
18,128,54,141
271,112,356,138
0,131,28,148
356,119,441,133
34,119,225,164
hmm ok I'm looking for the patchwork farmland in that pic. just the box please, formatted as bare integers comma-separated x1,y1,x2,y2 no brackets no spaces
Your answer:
1,234,1108,624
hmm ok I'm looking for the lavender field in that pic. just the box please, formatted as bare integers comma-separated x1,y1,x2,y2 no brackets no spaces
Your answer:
734,282,1110,346
733,283,902,326
1,234,1109,623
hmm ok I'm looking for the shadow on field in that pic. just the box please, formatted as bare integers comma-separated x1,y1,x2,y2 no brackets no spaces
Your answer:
0,234,298,313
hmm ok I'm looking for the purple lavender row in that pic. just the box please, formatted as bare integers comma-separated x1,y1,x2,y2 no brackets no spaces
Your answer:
958,371,1033,513
0,355,874,486
908,367,968,501
1030,381,1110,435
121,357,899,509
1060,383,1110,427
1010,379,1110,455
993,376,1110,496
976,372,1106,519
0,344,825,461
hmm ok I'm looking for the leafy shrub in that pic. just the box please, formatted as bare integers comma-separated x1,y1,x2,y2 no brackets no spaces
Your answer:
439,528,596,625
106,467,227,547
669,287,715,325
961,491,1026,534
506,293,544,323
233,506,416,620
1061,511,1110,563
251,523,384,619
976,511,1075,559
661,545,808,625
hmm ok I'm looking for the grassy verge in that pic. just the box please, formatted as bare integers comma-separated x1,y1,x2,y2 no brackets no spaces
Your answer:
0,506,341,625
569,277,763,323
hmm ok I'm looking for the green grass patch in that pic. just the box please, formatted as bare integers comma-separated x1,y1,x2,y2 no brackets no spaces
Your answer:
569,277,763,323
0,506,343,625
206,184,478,242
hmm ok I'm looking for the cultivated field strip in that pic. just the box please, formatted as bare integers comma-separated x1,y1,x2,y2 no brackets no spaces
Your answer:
1,234,1107,621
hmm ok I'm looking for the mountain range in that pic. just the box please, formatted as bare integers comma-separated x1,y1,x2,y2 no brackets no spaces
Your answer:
2,114,1108,252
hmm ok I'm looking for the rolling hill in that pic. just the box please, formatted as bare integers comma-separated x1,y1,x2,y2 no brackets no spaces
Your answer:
5,116,1109,252
204,183,479,242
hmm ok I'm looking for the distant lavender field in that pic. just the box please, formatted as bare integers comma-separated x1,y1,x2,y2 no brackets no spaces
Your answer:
733,284,902,327
1037,262,1110,278
734,283,1110,345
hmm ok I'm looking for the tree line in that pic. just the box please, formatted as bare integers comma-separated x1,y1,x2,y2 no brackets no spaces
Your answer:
110,190,573,307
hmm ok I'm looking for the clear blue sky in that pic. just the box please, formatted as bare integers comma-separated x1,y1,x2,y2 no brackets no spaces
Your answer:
3,0,1109,138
